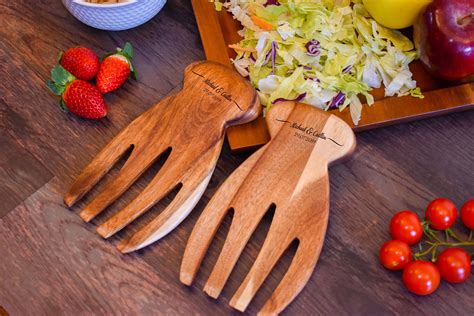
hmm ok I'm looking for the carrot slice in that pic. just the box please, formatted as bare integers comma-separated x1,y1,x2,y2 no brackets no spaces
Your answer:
251,16,274,31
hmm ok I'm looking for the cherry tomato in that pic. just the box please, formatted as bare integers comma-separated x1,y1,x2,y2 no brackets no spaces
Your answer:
461,199,474,230
402,261,440,296
436,247,472,283
390,210,423,245
380,240,412,270
425,198,457,230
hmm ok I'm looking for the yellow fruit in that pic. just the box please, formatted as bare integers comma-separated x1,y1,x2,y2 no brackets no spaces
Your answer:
362,0,432,29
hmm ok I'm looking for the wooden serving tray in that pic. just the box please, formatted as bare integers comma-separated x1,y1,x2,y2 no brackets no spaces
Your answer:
191,0,474,152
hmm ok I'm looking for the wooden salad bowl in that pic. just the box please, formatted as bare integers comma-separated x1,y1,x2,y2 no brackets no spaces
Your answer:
191,0,474,152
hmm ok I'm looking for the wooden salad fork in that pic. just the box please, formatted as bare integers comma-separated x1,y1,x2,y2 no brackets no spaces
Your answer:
64,61,260,253
180,101,356,315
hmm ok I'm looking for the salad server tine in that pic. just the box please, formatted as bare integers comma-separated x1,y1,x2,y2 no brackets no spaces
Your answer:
180,146,266,285
63,98,170,208
95,149,183,239
64,61,260,251
229,216,296,313
180,101,356,314
79,145,165,222
203,200,271,298
229,179,329,313
95,139,220,239
117,173,210,253
112,142,223,253
232,226,326,315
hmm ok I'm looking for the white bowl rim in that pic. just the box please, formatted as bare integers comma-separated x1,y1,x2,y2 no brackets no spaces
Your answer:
71,0,138,8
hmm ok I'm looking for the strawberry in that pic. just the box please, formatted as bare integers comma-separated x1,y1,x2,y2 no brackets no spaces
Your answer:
46,65,107,119
96,42,136,94
62,80,108,119
59,47,100,81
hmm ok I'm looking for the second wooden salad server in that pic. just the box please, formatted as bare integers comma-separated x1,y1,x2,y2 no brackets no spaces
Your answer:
64,61,260,253
180,101,356,315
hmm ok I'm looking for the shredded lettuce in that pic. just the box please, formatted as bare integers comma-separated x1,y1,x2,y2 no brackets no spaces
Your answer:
221,0,421,124
410,87,425,99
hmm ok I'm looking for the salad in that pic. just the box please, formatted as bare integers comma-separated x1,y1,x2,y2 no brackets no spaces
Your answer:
214,0,422,124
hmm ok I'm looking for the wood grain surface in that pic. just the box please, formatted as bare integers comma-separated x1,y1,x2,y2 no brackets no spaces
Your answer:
191,0,474,152
0,0,473,315
0,132,53,218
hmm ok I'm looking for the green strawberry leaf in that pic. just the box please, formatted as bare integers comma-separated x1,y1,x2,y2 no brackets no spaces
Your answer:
121,52,132,62
130,66,138,80
51,65,75,86
46,79,64,96
57,51,63,63
122,42,133,60
104,42,133,62
59,98,69,113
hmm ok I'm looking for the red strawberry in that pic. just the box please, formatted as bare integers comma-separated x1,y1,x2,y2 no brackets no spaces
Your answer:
63,80,107,119
46,65,107,119
96,42,136,94
59,47,100,81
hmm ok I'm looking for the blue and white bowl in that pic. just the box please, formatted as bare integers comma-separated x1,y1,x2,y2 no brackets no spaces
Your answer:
62,0,166,31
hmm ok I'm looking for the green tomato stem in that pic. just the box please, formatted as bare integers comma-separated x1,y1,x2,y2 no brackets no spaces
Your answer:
414,245,436,258
446,228,464,243
431,245,438,262
414,239,474,261
414,222,474,261
425,241,474,247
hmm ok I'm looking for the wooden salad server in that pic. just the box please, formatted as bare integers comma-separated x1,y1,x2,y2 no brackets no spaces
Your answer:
180,101,357,315
64,61,260,253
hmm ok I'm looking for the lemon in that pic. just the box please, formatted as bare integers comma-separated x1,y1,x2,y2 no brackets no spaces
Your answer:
362,0,432,29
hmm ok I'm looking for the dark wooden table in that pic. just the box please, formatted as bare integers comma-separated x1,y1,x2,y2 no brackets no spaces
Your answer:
1,0,473,315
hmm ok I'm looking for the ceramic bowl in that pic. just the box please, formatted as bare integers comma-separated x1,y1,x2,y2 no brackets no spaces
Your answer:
62,0,166,31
